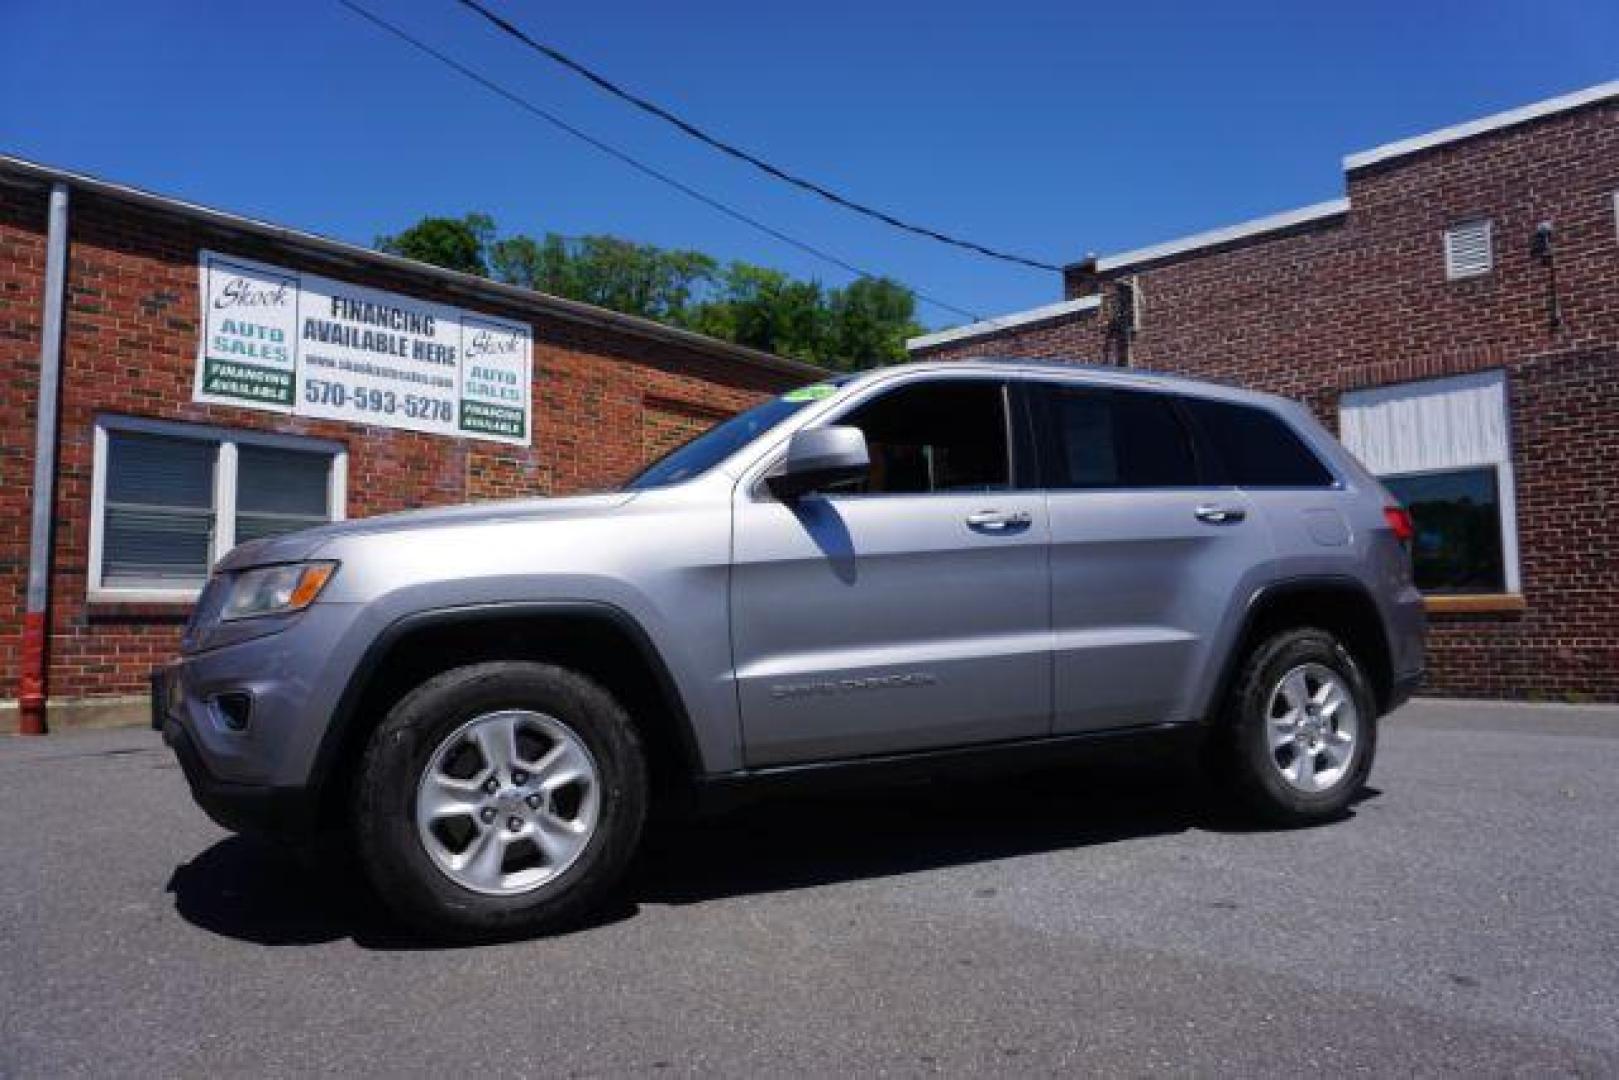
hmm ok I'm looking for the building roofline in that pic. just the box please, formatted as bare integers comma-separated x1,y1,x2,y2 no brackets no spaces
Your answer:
0,154,827,381
1071,199,1350,276
905,295,1101,352
1060,80,1619,279
1343,79,1619,172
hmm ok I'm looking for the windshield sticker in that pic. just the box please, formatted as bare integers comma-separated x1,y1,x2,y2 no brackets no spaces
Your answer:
782,383,838,403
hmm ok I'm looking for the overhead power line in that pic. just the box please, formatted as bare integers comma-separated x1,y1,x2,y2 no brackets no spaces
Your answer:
338,0,985,322
451,0,1062,274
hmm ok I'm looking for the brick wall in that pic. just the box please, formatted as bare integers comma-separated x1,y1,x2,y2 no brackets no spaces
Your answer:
642,395,729,463
915,99,1619,700
910,312,1103,365
0,184,802,714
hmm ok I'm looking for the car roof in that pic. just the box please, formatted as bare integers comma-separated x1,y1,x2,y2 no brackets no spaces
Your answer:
839,357,1290,408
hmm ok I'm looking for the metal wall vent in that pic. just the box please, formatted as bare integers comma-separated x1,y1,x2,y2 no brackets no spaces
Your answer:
1444,219,1493,279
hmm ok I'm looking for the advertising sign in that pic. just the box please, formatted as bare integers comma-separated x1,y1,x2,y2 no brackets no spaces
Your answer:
196,250,532,445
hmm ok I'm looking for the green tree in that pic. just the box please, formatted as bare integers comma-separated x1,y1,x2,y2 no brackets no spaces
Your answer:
688,263,828,362
826,277,922,368
492,234,717,322
376,212,923,371
376,213,495,277
489,233,573,294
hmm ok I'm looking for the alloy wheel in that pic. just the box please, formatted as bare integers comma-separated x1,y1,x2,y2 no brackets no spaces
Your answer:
414,710,601,895
1265,663,1359,794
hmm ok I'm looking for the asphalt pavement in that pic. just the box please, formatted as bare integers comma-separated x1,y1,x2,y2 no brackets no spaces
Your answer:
2,698,1617,1077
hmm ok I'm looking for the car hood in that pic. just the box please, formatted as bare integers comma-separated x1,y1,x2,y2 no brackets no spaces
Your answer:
216,491,640,570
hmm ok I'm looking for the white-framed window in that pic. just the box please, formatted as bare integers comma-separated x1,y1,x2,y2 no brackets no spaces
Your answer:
1443,219,1493,279
89,415,347,602
1339,370,1519,596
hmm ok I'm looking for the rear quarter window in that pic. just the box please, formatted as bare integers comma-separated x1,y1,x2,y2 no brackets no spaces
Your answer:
1181,397,1335,488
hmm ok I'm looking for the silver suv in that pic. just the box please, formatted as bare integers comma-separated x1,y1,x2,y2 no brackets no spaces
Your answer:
154,359,1426,938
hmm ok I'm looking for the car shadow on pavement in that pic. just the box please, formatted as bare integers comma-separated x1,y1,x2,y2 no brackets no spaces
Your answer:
633,754,1377,905
166,749,1378,950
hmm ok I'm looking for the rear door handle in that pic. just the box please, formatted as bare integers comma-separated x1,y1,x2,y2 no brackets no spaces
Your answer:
966,509,1033,532
1194,504,1247,525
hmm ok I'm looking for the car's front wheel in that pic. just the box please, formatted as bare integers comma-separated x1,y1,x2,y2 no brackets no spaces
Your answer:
353,661,647,939
1216,627,1377,824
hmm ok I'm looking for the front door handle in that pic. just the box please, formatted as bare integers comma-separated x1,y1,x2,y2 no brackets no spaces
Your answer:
1194,504,1247,525
967,509,1033,532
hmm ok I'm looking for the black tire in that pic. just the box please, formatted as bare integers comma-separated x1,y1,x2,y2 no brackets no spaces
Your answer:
353,661,647,940
1212,627,1377,825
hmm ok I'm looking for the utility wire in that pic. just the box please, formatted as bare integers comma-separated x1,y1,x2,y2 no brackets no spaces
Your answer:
339,0,984,322
451,0,1062,274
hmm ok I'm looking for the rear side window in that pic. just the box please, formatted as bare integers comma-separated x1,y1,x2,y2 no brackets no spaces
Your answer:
837,379,1010,494
1039,385,1199,488
1182,397,1334,488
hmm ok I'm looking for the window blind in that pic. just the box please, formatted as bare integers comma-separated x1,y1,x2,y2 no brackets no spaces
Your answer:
103,431,216,586
236,445,333,542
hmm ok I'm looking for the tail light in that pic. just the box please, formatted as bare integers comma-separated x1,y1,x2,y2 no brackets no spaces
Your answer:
1384,506,1415,544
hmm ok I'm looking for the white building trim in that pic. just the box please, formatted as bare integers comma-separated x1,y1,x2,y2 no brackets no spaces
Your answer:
906,295,1101,352
1344,80,1619,172
1091,200,1349,274
88,414,347,603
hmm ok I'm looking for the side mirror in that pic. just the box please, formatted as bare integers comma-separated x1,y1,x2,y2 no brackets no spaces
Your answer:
767,425,869,501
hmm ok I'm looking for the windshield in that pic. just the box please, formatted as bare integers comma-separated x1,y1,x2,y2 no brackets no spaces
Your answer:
624,379,849,490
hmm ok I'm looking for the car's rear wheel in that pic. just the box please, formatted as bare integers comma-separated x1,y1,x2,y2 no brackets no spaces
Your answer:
353,661,647,939
1216,627,1377,824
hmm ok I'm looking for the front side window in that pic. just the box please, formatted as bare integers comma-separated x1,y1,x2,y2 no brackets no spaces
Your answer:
836,379,1010,494
92,418,344,599
1039,385,1198,488
1182,397,1335,488
1339,370,1518,595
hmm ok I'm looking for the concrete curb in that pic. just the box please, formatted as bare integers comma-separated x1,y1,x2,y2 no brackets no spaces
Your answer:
1,695,147,735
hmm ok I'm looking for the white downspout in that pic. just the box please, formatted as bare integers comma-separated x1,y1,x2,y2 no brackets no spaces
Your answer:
19,181,70,735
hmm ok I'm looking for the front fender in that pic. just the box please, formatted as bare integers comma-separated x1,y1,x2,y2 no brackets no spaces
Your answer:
299,597,717,805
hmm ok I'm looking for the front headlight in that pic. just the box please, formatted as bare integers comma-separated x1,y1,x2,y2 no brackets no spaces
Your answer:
220,562,338,621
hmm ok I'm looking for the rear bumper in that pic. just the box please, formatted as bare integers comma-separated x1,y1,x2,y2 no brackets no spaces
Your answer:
153,667,320,838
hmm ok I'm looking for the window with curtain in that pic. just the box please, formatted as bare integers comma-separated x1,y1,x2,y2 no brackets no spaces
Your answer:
1339,371,1518,595
93,418,344,598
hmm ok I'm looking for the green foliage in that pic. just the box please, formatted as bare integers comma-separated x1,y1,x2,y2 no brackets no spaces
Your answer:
376,213,923,371
492,234,718,323
375,213,495,277
829,277,921,367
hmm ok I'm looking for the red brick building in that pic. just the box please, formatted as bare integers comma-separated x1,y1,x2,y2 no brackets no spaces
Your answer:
0,157,818,732
911,83,1619,701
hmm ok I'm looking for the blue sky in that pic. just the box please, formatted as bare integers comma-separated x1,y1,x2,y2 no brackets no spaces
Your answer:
2,1,1614,329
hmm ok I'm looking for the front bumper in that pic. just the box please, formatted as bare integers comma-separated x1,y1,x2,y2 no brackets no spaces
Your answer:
152,654,326,840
